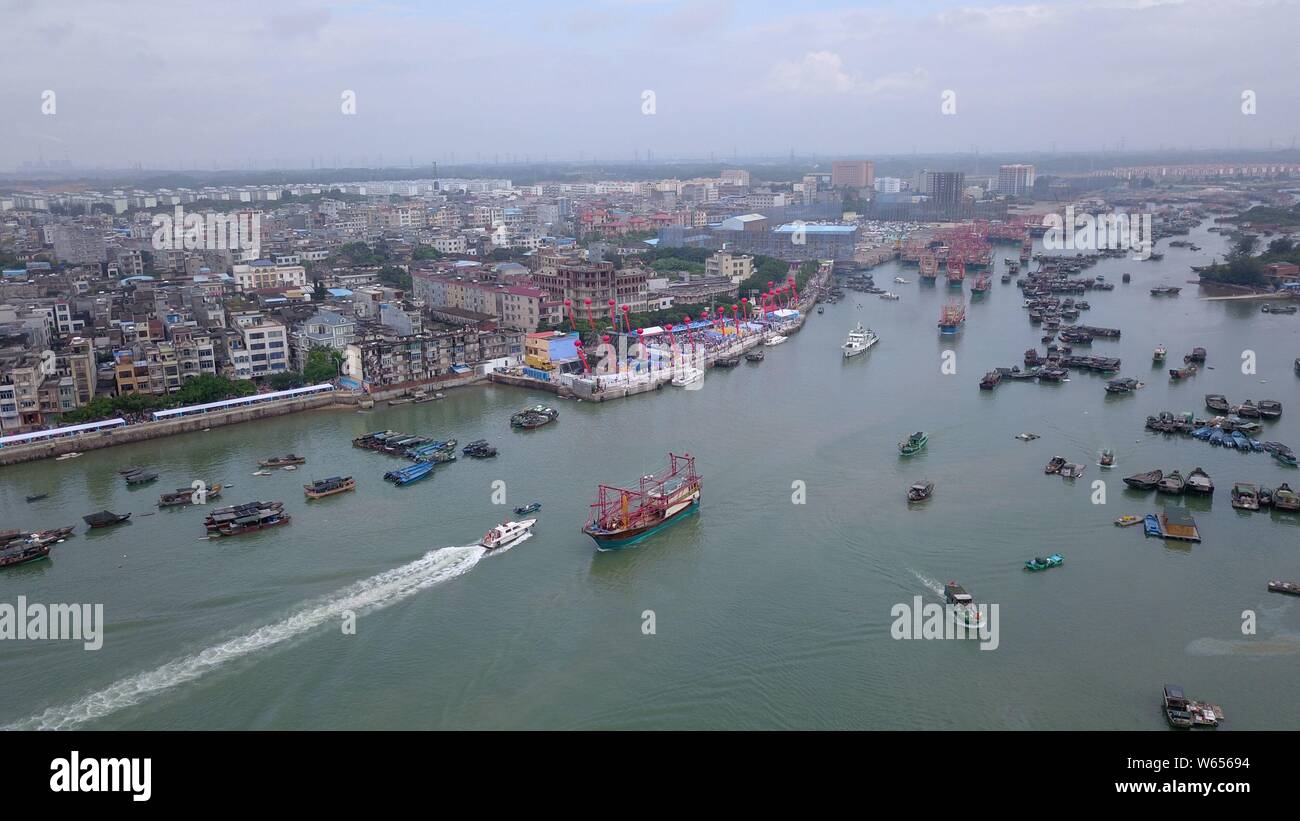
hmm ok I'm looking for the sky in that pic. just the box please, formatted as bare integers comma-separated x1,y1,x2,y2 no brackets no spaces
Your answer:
4,0,1299,170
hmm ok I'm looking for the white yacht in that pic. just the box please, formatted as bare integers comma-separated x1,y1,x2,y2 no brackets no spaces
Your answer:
764,334,788,347
480,518,537,550
671,366,705,387
841,323,879,358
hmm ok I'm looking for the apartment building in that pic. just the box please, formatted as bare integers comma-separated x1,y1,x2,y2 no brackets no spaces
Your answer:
532,251,648,312
704,251,755,283
228,312,289,377
231,260,308,292
342,326,523,392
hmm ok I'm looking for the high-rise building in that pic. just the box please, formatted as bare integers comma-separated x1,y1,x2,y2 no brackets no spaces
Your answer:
831,160,875,189
925,171,966,207
998,164,1036,196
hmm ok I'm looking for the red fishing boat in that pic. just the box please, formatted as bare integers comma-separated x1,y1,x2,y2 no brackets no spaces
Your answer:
582,453,701,550
938,301,966,334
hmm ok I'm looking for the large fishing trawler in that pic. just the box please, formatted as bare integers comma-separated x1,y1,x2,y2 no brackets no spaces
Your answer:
582,453,701,550
938,300,966,334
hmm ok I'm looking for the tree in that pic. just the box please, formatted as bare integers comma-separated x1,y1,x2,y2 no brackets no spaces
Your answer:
377,265,412,290
302,348,338,384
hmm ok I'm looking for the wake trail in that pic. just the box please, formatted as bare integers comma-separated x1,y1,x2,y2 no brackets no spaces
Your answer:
6,544,490,731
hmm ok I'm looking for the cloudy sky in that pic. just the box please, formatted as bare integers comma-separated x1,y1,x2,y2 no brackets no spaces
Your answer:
4,0,1298,169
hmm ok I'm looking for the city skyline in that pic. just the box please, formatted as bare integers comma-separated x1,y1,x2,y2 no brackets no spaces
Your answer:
5,0,1300,169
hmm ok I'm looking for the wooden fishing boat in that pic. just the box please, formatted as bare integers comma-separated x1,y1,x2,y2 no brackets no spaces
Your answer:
1157,470,1186,494
158,483,223,507
1273,483,1300,511
125,470,160,485
744,350,765,362
898,431,928,456
1258,399,1282,419
1204,394,1230,413
1169,364,1197,379
1123,469,1162,490
1268,580,1300,596
1185,468,1213,494
259,454,306,468
1230,483,1259,511
713,356,740,368
907,480,934,502
1163,684,1223,729
0,541,55,569
303,476,356,499
82,510,131,528
511,405,559,429
1044,456,1066,475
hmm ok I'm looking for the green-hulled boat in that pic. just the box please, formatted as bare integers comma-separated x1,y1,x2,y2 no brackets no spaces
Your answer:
1025,553,1064,571
898,431,929,456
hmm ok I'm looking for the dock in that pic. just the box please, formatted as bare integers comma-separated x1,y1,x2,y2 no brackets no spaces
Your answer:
1148,507,1203,542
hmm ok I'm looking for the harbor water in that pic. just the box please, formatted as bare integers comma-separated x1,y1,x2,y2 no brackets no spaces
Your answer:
2,219,1298,729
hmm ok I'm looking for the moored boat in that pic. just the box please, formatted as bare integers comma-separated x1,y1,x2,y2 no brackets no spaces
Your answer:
582,452,701,550
979,370,1001,390
1114,515,1142,527
1185,467,1213,494
1205,394,1230,413
304,476,356,499
1060,462,1086,479
1169,364,1197,379
82,510,131,528
1157,470,1186,494
744,350,765,362
1258,399,1282,419
1273,483,1300,511
1044,456,1066,474
259,454,306,468
1230,483,1259,511
1268,580,1300,596
1163,684,1223,729
125,470,159,485
1123,469,1163,490
511,405,559,429
158,483,223,507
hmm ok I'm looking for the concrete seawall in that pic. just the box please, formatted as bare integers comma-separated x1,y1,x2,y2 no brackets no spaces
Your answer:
0,393,345,467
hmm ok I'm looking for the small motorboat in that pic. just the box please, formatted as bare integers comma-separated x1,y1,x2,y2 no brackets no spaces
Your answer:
1015,432,1040,441
1098,449,1115,469
1268,580,1300,596
513,502,542,516
1044,456,1067,475
55,452,82,461
1024,554,1064,571
744,350,765,362
259,454,306,468
480,519,536,550
125,470,160,485
906,481,934,503
1153,345,1167,361
1114,515,1142,527
1169,364,1197,379
25,493,48,503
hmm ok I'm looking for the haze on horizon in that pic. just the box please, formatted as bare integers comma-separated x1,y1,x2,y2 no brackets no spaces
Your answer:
4,0,1299,171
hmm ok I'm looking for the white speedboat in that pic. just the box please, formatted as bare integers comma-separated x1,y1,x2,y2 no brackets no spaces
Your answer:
765,335,788,347
879,291,900,300
55,452,82,461
671,366,704,387
480,518,536,550
842,323,879,358
894,277,909,284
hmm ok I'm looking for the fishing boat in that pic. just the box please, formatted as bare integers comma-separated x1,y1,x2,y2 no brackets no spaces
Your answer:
581,452,701,550
208,505,291,537
764,335,788,346
259,454,306,468
1261,303,1298,314
1186,347,1207,363
1060,463,1086,479
1024,554,1064,571
1044,456,1066,475
158,483,223,507
303,476,356,499
907,480,934,502
713,356,740,368
1015,432,1040,441
943,582,983,630
510,405,559,429
1258,399,1282,419
898,431,928,456
1099,449,1115,469
1114,515,1142,527
1205,394,1230,413
1273,483,1300,511
125,470,159,485
1150,286,1181,296
1153,344,1167,362
816,306,824,314
937,301,965,334
25,493,48,503
480,519,536,550
1274,449,1298,467
979,370,1001,390
1123,469,1163,490
1268,580,1300,596
970,273,991,296
385,462,435,486
1157,470,1185,494
1169,364,1197,379
462,440,498,458
82,510,131,528
0,540,56,569
1230,483,1260,511
1163,685,1223,729
842,323,879,358
513,502,542,515
744,349,765,362
1234,400,1261,419
1185,467,1213,494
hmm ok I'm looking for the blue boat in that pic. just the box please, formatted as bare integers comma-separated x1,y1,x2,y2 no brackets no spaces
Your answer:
1209,429,1226,446
1143,514,1163,537
384,462,435,486
1192,427,1212,440
1231,431,1249,450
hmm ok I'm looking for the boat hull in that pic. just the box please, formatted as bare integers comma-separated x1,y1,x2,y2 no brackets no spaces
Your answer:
586,496,699,550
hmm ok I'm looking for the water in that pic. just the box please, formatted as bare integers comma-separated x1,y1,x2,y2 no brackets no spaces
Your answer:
2,220,1298,729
